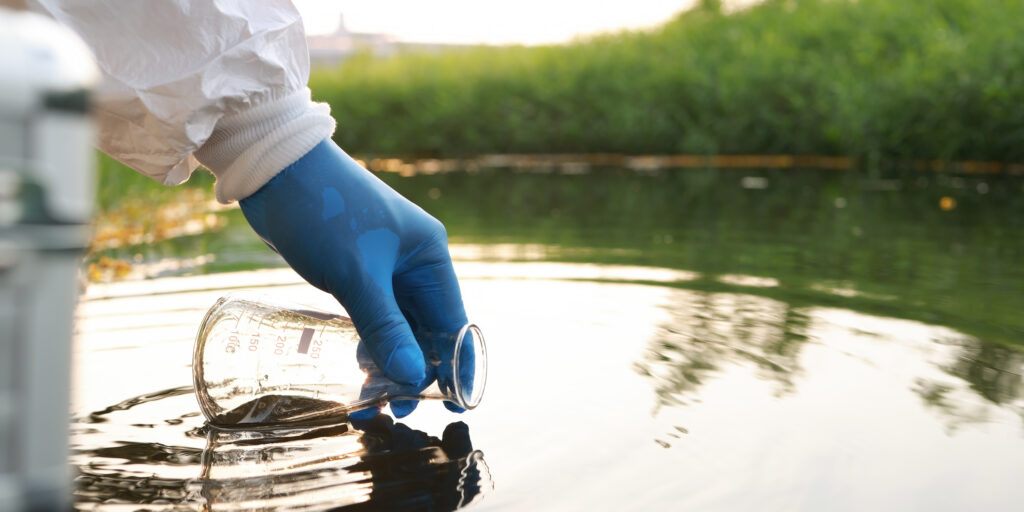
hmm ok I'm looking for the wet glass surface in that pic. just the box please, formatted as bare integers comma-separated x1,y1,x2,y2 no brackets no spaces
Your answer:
74,168,1024,510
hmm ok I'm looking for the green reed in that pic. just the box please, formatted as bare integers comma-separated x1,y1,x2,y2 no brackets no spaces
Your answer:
310,0,1024,166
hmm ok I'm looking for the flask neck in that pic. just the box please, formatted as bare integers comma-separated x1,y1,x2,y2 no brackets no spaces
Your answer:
355,323,486,412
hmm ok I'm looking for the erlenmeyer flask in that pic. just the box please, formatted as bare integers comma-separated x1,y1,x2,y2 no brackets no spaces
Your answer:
192,293,486,427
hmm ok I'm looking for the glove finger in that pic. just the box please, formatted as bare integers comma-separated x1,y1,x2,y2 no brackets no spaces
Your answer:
395,255,481,410
444,401,466,414
341,273,426,386
390,399,419,418
394,243,468,334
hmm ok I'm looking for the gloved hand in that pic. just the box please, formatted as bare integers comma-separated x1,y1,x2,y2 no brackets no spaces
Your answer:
239,138,468,418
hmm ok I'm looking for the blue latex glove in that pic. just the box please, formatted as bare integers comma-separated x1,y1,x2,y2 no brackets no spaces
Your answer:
239,139,468,418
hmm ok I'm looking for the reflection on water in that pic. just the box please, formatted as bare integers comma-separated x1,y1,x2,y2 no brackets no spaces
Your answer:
635,292,810,407
72,386,491,511
91,169,1024,351
635,288,1024,440
916,341,1024,433
408,169,1024,350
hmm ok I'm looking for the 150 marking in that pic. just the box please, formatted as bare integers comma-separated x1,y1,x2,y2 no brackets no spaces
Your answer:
223,333,272,354
224,332,316,357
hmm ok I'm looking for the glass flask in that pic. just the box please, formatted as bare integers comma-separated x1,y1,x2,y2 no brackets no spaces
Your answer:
192,293,487,427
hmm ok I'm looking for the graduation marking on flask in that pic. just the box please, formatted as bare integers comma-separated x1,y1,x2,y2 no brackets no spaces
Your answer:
297,327,315,354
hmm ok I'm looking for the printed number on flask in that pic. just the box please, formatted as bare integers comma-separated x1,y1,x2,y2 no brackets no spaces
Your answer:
274,336,286,356
310,338,323,359
225,335,240,354
249,337,259,352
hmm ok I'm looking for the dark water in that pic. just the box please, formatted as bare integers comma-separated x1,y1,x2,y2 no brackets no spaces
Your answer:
212,395,349,428
72,386,490,510
401,169,1024,349
76,167,1024,510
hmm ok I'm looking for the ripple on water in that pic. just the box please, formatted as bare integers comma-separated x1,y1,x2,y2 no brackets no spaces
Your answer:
71,386,492,511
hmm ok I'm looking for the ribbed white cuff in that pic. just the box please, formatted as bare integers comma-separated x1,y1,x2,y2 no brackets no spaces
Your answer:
194,88,336,203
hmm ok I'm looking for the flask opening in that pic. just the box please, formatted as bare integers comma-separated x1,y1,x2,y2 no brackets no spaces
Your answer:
453,324,487,410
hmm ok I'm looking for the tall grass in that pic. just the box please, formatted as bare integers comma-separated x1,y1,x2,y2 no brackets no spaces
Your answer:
310,0,1024,165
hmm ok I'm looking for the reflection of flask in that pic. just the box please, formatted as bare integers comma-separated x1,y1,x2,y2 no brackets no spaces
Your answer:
192,294,486,427
198,419,492,511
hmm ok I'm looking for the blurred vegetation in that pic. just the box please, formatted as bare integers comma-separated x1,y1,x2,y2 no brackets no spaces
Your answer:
94,153,213,212
311,0,1024,165
88,154,248,280
89,0,1024,348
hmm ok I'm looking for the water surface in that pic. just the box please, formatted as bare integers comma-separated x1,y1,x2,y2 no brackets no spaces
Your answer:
73,265,1024,511
76,168,1024,510
92,169,1024,347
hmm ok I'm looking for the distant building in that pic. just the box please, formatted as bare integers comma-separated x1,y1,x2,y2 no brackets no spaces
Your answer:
307,14,394,66
307,14,478,67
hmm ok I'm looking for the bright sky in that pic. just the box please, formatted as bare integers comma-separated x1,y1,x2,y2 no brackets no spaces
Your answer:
292,0,703,45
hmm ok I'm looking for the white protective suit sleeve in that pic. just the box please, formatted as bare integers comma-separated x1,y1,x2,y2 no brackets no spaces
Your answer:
29,0,337,203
